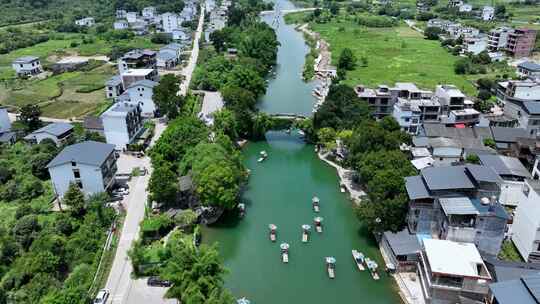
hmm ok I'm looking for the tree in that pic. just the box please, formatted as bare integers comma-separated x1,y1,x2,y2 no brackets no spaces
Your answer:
484,138,496,149
424,26,442,40
221,85,257,110
213,109,238,140
454,58,472,74
209,30,228,52
329,2,339,15
355,194,408,233
495,4,506,18
30,152,55,179
337,48,356,71
154,74,184,119
12,214,39,249
379,116,400,132
62,182,85,216
151,33,172,44
148,164,179,205
317,127,337,149
19,104,42,132
477,89,492,101
226,65,266,98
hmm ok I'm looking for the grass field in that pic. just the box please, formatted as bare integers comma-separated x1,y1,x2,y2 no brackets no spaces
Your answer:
0,64,115,118
297,14,476,94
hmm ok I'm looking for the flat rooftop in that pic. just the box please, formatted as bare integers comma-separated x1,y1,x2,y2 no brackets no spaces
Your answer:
424,239,490,278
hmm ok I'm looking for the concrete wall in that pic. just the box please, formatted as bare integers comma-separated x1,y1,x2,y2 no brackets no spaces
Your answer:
0,108,11,133
103,115,130,150
127,85,156,115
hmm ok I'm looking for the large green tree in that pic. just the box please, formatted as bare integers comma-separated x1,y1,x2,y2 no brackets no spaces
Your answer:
148,164,179,205
153,74,184,119
62,183,85,216
19,104,42,132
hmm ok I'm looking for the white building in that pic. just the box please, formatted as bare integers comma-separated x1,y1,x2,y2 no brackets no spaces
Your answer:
511,179,540,262
75,17,95,27
517,61,540,80
418,239,492,304
157,51,178,70
101,102,144,150
488,26,512,51
434,85,468,115
459,4,472,12
12,56,42,77
105,75,124,99
463,35,488,55
126,12,138,23
482,6,495,21
24,122,73,146
47,141,117,198
142,7,156,19
113,20,129,30
161,12,181,33
125,80,159,116
116,9,127,19
172,28,190,41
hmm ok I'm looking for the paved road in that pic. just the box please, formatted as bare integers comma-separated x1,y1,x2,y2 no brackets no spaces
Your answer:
103,3,205,303
178,4,206,96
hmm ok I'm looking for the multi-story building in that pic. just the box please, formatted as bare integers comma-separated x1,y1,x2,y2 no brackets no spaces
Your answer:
517,61,540,80
24,122,74,146
113,20,129,30
125,79,159,116
105,75,124,99
405,164,507,255
126,12,138,23
162,12,181,33
511,179,540,262
445,108,481,126
482,6,495,21
434,85,468,115
488,273,540,304
498,80,540,135
479,154,532,206
0,107,11,134
417,239,492,304
488,26,512,51
47,141,117,198
142,7,156,19
506,28,537,58
121,49,157,70
355,84,393,119
393,97,440,134
116,9,127,19
101,102,144,150
12,56,42,77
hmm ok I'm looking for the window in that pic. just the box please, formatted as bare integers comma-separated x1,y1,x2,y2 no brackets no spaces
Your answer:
19,64,23,68
76,181,83,189
139,94,143,97
108,93,113,97
73,169,81,179
404,118,410,122
71,161,77,166
537,243,540,252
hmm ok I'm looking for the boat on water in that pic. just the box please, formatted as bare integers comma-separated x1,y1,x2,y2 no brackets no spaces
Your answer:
298,130,305,137
301,224,311,242
238,203,246,218
280,243,289,263
312,196,320,213
269,224,277,242
365,258,380,280
351,250,365,271
326,257,336,279
286,128,291,134
314,217,323,233
237,298,251,304
340,184,346,193
258,150,268,163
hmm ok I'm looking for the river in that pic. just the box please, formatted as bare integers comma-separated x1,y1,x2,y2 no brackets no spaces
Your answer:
202,1,401,303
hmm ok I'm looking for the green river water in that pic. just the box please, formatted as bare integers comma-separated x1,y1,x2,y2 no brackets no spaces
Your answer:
202,1,401,303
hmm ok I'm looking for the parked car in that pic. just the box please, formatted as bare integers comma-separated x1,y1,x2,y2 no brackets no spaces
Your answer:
147,276,172,287
94,289,109,304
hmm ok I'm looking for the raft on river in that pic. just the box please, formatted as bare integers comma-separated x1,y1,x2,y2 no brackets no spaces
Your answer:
301,224,311,243
269,224,277,242
312,196,320,213
280,243,289,263
351,250,365,271
326,256,336,279
365,258,380,280
258,151,268,163
314,217,323,233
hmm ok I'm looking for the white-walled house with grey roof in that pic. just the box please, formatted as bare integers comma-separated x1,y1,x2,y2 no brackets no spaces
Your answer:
101,102,144,150
12,56,42,77
47,141,117,198
125,79,159,116
24,122,74,146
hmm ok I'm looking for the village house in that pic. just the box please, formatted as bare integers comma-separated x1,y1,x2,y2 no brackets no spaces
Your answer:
488,26,512,51
24,122,73,146
418,239,492,304
405,164,507,255
497,80,540,135
116,9,127,19
113,19,129,30
157,51,178,70
47,141,117,198
126,12,138,23
517,61,540,80
506,28,537,58
83,116,104,136
101,102,144,150
142,6,156,20
488,273,540,304
509,137,540,178
458,3,472,12
511,179,540,262
482,6,495,21
75,17,95,27
379,229,421,272
433,85,469,115
12,56,42,77
121,49,157,70
161,12,182,33
478,154,531,206
0,107,16,145
105,75,124,99
125,79,159,116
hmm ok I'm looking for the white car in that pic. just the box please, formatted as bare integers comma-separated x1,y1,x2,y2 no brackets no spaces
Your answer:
94,289,109,304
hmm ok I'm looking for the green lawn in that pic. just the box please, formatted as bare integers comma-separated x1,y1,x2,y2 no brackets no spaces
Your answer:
307,18,476,94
